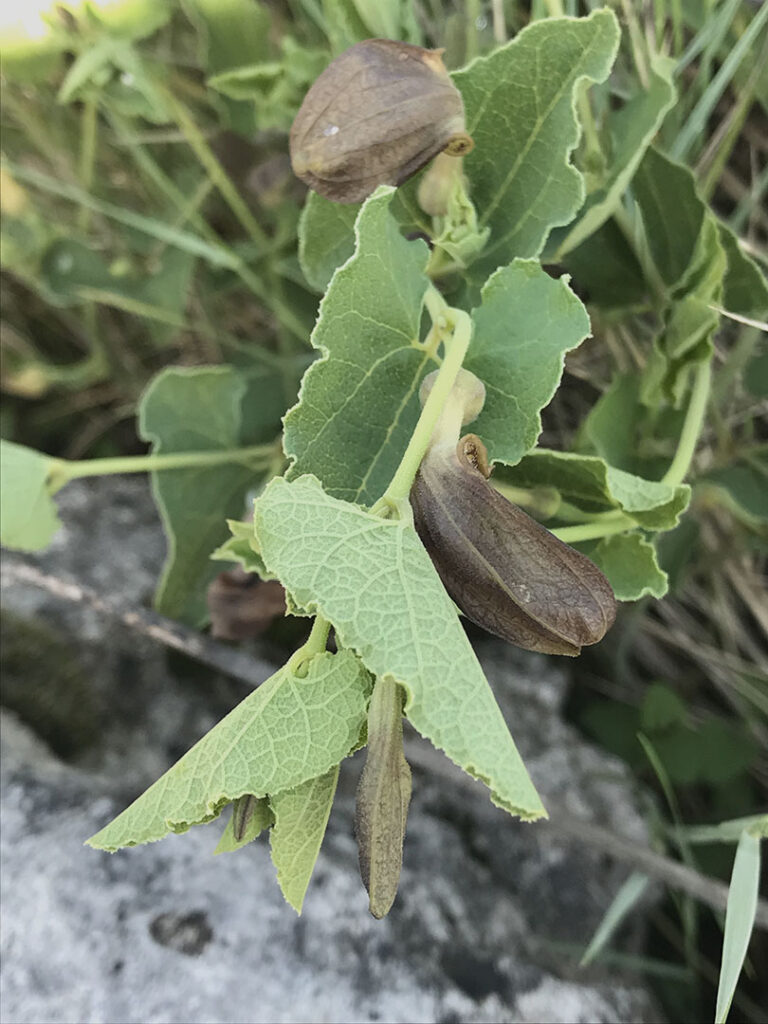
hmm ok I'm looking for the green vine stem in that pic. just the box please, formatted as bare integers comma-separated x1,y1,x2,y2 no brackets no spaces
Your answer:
371,299,473,514
661,360,712,487
287,615,332,677
47,444,277,492
551,514,633,544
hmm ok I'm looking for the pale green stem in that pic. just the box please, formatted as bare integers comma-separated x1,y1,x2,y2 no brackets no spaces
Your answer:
621,0,650,88
661,360,712,486
555,501,626,525
163,88,269,249
424,284,449,321
577,87,603,168
48,445,276,490
288,615,332,676
542,0,565,16
491,0,506,43
465,0,480,61
552,515,634,544
372,307,473,512
491,481,562,518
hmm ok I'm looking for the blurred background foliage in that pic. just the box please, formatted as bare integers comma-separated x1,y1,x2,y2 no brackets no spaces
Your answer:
1,1,766,1021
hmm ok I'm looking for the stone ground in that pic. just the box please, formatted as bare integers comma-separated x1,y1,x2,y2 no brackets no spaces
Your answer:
1,478,661,1024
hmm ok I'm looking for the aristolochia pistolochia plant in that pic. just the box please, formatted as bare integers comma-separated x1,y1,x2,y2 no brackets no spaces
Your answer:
71,12,718,915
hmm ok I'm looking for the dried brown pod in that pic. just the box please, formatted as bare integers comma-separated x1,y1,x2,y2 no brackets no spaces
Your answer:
290,39,473,204
410,432,617,657
207,569,286,641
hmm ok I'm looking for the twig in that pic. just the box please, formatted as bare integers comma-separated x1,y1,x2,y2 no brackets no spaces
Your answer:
403,743,768,931
1,560,275,689
4,558,767,930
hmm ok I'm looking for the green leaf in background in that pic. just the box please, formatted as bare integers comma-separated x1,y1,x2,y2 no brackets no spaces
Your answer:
321,0,421,55
640,683,687,732
283,188,433,505
87,649,371,852
587,533,668,601
745,347,768,398
211,519,270,576
635,146,720,294
698,459,768,526
188,0,271,71
561,218,647,311
253,475,546,821
464,260,590,466
270,767,340,913
718,223,768,318
85,0,173,40
453,9,620,275
348,0,421,43
557,54,677,257
655,515,701,593
208,38,328,131
634,147,727,407
580,373,644,472
41,239,196,346
715,830,761,1024
186,0,272,132
298,193,359,294
502,449,690,530
214,796,274,854
0,440,60,551
139,366,271,626
643,292,721,408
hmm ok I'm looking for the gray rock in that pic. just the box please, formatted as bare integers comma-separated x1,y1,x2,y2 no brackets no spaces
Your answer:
1,478,661,1024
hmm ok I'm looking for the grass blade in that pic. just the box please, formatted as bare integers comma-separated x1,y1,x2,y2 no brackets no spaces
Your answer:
580,871,650,966
672,2,768,160
715,830,761,1023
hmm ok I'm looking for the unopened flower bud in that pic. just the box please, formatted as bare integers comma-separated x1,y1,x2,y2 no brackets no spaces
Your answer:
355,676,411,919
290,39,473,204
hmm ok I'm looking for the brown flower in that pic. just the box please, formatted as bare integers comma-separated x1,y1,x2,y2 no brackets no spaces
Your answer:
410,375,616,656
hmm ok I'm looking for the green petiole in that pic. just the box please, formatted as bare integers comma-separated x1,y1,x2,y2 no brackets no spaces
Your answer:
47,444,278,493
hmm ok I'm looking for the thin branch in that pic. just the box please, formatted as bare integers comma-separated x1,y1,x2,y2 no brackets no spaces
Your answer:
402,744,768,931
1,561,275,689
4,558,767,930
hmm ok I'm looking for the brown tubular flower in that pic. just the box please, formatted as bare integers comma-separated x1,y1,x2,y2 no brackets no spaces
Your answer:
355,676,411,919
290,39,473,204
410,374,617,657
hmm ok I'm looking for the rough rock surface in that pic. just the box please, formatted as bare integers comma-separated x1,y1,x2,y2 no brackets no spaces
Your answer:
1,478,660,1024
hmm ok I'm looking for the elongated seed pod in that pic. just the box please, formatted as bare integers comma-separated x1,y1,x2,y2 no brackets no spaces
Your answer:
411,434,617,656
290,39,473,204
